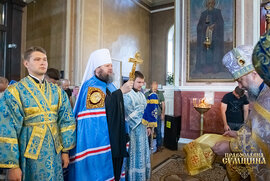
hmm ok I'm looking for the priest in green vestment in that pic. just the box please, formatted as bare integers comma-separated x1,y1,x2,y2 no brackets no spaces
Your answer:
0,46,76,181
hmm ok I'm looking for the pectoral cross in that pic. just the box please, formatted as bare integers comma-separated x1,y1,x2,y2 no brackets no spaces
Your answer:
238,128,253,152
129,52,143,81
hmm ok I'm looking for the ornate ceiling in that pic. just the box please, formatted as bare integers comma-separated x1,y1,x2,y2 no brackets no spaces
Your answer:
140,0,174,7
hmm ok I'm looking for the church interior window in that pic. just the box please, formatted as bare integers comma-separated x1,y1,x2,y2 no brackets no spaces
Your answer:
167,25,174,85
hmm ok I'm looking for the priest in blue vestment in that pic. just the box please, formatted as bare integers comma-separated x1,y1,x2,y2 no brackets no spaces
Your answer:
0,46,76,181
124,71,151,181
68,49,133,181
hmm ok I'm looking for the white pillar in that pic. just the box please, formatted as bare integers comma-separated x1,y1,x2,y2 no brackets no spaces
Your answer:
74,0,84,85
64,0,71,79
174,0,181,87
240,0,245,45
253,0,260,46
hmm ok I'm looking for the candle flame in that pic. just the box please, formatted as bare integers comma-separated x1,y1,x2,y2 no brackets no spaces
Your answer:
193,97,211,108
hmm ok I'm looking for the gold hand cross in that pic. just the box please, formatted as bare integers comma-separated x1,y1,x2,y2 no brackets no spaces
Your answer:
129,52,143,81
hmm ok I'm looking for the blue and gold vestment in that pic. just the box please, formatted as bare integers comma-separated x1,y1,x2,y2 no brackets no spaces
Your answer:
68,75,115,181
0,76,76,181
142,92,159,127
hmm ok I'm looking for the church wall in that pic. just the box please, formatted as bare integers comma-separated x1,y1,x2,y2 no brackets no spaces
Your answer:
150,9,174,85
78,0,150,85
177,91,226,139
25,0,67,74
23,0,150,85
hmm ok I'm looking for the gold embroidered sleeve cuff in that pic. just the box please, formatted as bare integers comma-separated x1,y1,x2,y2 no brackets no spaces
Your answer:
0,137,20,168
60,124,76,152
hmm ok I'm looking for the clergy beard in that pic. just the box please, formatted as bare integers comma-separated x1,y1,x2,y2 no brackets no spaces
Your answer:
247,83,260,102
133,88,139,92
97,69,114,83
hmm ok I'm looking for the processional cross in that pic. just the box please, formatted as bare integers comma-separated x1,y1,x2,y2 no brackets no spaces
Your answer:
129,52,143,81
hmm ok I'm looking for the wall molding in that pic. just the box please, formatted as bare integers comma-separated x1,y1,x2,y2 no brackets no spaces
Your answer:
151,6,174,13
131,0,174,13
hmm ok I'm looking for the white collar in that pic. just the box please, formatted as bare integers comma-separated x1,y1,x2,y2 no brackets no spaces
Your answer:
29,74,44,83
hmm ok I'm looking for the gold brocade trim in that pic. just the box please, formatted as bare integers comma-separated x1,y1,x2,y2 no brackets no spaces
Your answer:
51,105,58,112
24,126,47,160
62,144,76,152
49,82,52,107
21,79,63,158
229,138,241,153
24,111,57,121
22,81,50,160
253,103,270,123
57,86,62,109
183,141,213,175
0,163,19,169
61,124,76,133
0,137,18,144
48,124,63,154
24,107,58,117
86,87,105,109
246,167,255,181
226,164,250,180
21,80,51,122
245,119,252,129
27,76,52,108
24,107,40,116
142,119,157,127
184,134,233,176
146,99,159,104
21,81,47,113
252,132,270,167
24,120,57,126
56,145,63,154
56,144,63,154
7,86,22,107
